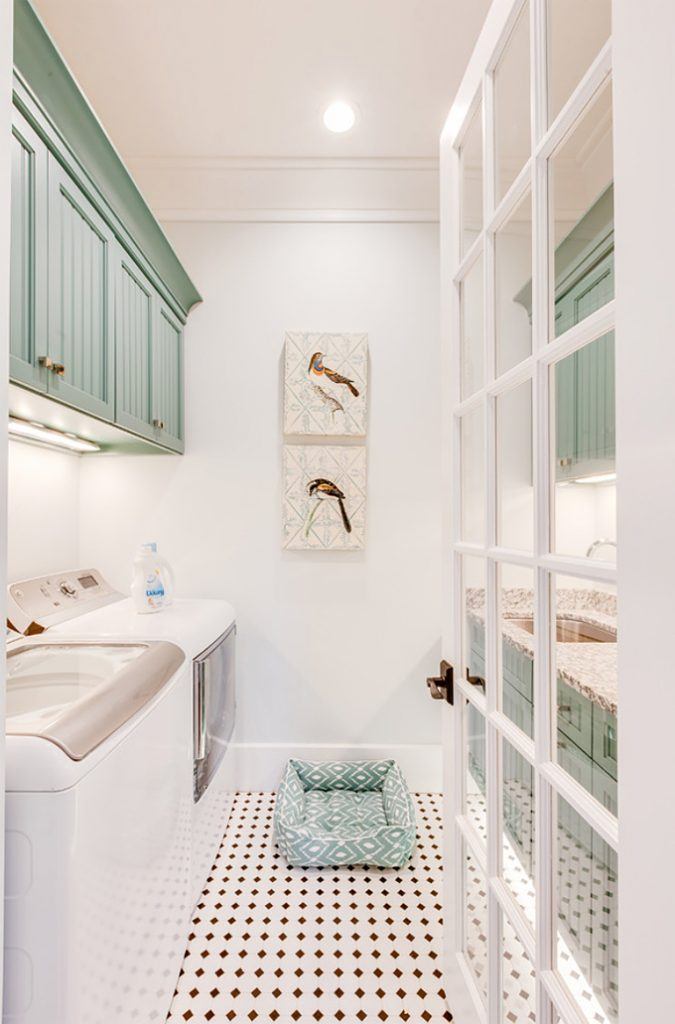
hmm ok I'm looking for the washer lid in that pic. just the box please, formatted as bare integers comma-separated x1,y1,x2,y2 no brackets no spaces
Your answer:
6,640,185,760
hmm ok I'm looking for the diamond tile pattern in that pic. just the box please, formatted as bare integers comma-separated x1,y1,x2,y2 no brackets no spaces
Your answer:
167,792,451,1022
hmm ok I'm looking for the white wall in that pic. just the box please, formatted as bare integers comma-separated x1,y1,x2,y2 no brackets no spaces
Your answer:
6,440,81,581
76,221,443,767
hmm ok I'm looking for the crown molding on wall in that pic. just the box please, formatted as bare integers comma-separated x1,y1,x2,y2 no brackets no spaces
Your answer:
125,154,441,223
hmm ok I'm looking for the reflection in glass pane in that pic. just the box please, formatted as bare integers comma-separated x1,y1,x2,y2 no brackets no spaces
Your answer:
548,0,611,123
557,794,618,1023
494,2,531,202
465,700,487,841
460,255,484,399
497,381,533,551
550,82,613,340
461,405,485,542
501,912,536,1023
502,737,535,928
553,574,617,804
495,191,532,375
463,842,488,1003
552,333,616,558
460,102,483,255
463,555,487,697
500,563,534,739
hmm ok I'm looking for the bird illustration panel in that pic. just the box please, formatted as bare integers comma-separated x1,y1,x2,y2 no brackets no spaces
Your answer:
283,331,368,437
282,445,366,550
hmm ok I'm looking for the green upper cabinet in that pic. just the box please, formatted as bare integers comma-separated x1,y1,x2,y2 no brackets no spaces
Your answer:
115,251,154,440
114,256,184,452
47,157,115,420
9,0,200,454
152,302,184,453
9,108,47,390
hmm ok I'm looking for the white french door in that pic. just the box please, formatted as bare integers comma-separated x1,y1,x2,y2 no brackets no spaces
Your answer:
440,2,620,1022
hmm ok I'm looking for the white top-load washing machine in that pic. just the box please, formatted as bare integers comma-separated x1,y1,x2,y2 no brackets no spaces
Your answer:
5,569,236,1024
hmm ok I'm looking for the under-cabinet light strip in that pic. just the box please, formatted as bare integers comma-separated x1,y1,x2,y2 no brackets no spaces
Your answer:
8,416,100,453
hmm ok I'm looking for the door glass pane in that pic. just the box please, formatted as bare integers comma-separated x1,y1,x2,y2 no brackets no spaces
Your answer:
556,794,619,1023
551,333,616,556
500,564,534,739
460,101,483,255
496,191,532,375
464,700,487,841
494,2,531,202
501,912,537,1023
463,841,488,1003
497,381,533,552
548,0,611,123
502,737,535,928
461,255,484,398
553,574,617,804
460,405,485,542
463,555,487,695
550,82,613,340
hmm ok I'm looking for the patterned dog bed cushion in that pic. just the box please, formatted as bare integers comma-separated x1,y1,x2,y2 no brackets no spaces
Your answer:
274,758,417,868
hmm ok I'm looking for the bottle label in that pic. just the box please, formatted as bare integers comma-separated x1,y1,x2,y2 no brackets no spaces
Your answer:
145,570,165,609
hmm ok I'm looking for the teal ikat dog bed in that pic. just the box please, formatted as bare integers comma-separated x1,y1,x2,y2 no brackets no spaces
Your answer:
274,758,417,868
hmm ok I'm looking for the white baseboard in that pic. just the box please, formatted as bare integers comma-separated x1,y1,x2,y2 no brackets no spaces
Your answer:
231,742,442,792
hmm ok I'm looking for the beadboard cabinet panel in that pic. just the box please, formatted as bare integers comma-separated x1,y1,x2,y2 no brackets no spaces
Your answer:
115,252,154,440
152,302,184,453
47,156,115,420
9,110,47,390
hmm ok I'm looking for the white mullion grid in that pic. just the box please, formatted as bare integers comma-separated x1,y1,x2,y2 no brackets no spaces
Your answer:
447,6,618,1024
490,876,536,962
530,0,554,1019
456,675,488,714
453,298,615,417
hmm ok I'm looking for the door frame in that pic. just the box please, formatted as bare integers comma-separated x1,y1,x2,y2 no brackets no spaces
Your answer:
440,1,620,1021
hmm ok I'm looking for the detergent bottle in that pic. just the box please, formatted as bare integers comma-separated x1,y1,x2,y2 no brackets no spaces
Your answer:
131,542,175,613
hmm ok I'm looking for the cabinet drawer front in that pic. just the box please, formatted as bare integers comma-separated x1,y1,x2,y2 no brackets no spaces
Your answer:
557,678,593,756
592,706,618,781
115,255,153,437
48,159,114,420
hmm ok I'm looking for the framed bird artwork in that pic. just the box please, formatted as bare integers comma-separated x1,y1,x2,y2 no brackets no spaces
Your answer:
282,445,366,550
283,331,368,437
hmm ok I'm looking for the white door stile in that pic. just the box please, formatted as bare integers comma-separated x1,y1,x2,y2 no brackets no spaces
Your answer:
442,0,621,1021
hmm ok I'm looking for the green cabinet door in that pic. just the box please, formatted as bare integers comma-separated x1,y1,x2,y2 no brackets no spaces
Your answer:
9,109,48,391
557,678,593,758
152,300,184,453
47,156,115,420
114,249,154,440
592,705,618,781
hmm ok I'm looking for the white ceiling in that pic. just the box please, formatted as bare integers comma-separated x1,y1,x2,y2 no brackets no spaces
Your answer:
33,0,490,161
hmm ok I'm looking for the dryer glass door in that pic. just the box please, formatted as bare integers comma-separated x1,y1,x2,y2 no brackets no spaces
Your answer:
193,624,235,801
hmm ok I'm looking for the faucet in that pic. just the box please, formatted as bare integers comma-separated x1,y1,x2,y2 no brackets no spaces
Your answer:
586,538,617,559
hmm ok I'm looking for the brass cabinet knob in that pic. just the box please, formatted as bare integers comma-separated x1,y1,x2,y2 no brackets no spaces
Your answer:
153,418,165,430
52,363,65,376
38,355,54,370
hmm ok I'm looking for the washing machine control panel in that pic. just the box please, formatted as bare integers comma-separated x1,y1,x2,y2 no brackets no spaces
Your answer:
7,568,122,634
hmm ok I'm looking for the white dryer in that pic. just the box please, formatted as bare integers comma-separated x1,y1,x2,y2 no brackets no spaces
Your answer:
5,569,237,1024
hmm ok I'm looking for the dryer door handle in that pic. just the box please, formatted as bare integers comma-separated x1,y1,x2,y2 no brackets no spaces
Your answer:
194,660,208,761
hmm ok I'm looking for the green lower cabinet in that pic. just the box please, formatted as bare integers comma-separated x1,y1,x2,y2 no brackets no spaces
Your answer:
9,108,47,391
557,678,593,758
502,641,533,702
592,705,618,781
503,679,533,740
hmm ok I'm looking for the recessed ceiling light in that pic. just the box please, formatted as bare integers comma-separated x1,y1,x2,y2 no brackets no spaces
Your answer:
323,100,357,134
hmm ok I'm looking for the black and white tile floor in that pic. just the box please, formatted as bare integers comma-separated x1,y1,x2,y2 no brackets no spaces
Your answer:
167,792,451,1023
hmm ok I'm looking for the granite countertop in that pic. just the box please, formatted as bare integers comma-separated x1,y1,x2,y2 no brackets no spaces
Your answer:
467,587,617,715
